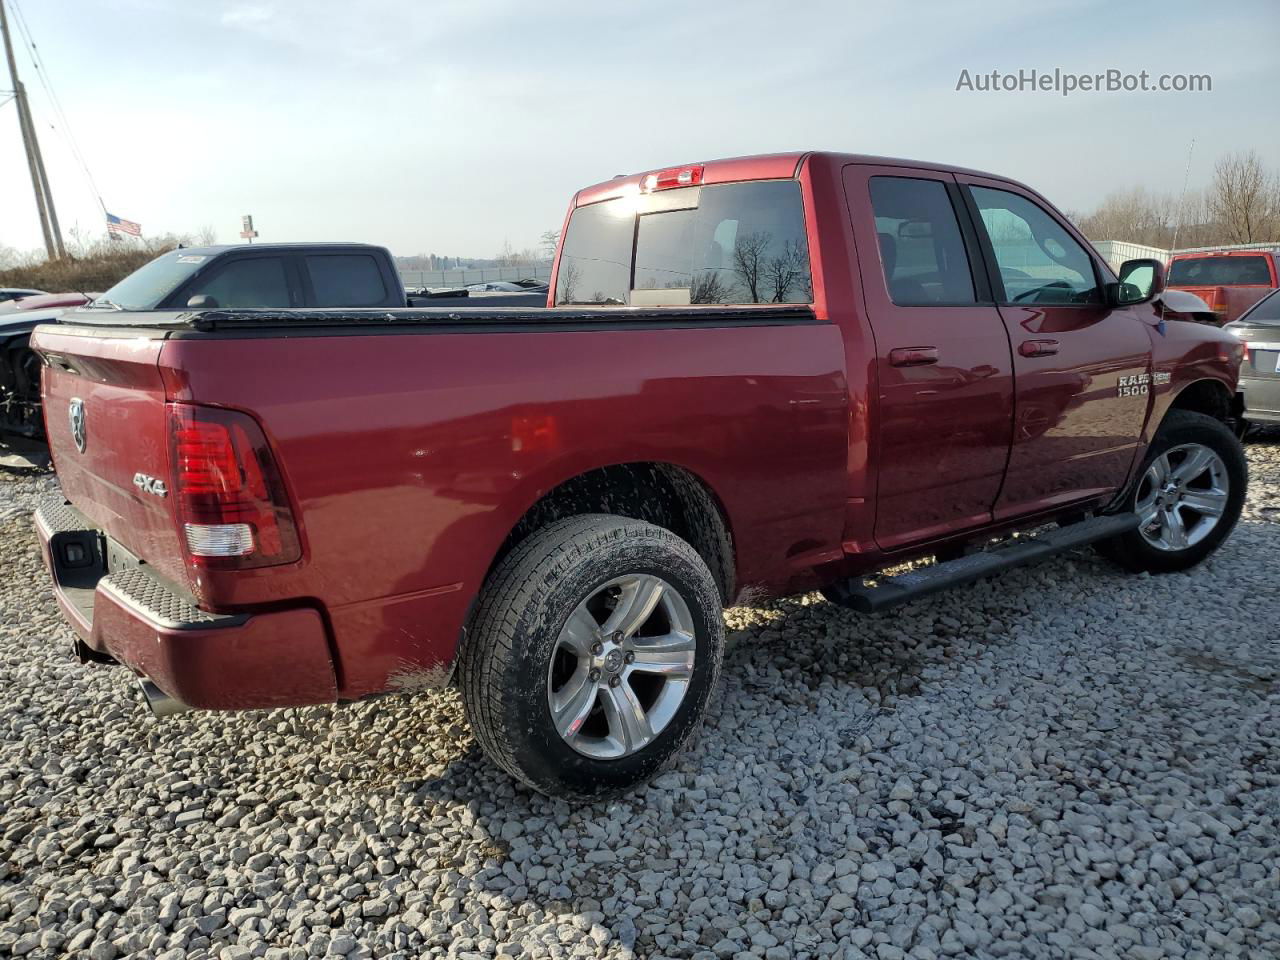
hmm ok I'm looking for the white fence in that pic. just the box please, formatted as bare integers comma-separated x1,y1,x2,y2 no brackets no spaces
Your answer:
1092,240,1280,272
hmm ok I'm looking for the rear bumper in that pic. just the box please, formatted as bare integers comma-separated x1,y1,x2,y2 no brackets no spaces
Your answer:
1241,375,1280,424
35,497,338,710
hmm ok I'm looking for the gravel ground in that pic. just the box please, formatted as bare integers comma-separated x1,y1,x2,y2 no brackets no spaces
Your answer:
1,437,1277,960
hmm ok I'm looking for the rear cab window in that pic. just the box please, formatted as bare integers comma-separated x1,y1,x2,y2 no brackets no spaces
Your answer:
556,180,812,307
1169,256,1273,286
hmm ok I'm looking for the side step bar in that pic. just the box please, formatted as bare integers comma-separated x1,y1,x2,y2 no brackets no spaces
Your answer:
825,514,1140,614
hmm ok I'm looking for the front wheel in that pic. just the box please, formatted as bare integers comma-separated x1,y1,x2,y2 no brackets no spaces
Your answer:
1098,410,1247,573
457,515,725,799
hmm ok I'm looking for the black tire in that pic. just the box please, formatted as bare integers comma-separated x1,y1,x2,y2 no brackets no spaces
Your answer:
457,514,725,799
1098,410,1247,573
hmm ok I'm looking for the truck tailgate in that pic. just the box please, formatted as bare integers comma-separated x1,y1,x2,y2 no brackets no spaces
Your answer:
37,327,188,586
1172,284,1275,324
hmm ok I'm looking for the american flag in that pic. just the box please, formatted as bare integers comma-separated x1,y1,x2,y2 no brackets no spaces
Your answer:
106,213,141,237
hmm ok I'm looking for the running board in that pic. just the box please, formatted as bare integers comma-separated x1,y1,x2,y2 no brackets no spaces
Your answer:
825,514,1141,614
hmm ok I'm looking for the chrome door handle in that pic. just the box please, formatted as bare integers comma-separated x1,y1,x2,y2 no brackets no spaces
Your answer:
1019,339,1060,358
889,346,939,367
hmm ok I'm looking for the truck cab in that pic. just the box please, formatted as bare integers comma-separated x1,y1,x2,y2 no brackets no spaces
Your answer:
93,242,407,312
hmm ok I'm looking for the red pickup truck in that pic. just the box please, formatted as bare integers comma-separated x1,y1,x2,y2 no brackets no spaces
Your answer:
31,152,1248,798
1167,249,1280,324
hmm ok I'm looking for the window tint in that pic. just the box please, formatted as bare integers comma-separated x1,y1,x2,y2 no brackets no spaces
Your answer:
868,177,976,305
970,187,1100,305
101,251,208,310
554,180,812,307
555,199,633,305
305,254,388,306
1242,289,1280,324
633,181,812,305
186,257,291,309
1168,255,1272,286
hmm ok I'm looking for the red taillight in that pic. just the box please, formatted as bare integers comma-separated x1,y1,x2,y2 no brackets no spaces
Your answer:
167,403,300,569
641,164,704,192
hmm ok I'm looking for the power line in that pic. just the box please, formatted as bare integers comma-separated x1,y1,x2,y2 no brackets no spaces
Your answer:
9,0,107,217
1,0,61,257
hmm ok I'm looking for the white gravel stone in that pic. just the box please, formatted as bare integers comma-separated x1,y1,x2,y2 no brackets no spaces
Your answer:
0,434,1277,959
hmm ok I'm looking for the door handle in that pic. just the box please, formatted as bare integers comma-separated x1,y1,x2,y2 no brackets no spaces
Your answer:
1019,339,1060,358
889,346,939,367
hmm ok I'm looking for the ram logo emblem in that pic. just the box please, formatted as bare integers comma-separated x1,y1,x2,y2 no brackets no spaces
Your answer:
68,398,87,453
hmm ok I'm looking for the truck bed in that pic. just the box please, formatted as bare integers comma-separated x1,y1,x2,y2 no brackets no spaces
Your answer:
32,302,850,704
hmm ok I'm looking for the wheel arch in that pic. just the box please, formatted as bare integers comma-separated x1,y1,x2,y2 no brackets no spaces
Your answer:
488,461,737,604
1165,377,1233,424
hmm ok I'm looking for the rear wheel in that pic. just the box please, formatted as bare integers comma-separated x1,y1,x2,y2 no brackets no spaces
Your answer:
457,515,724,799
1098,410,1246,573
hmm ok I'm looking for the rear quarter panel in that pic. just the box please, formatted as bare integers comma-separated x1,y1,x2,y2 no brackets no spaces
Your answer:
160,322,850,698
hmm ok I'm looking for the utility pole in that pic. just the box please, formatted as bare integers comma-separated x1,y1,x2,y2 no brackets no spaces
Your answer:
1,0,64,260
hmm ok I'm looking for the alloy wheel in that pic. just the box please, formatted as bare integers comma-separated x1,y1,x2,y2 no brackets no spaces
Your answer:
546,574,696,760
1135,442,1229,552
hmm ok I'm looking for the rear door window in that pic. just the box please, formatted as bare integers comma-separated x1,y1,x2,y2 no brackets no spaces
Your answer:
184,257,292,309
868,177,976,305
305,254,389,306
555,180,812,307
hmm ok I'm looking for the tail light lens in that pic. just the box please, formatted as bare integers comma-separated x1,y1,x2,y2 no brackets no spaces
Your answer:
167,403,301,569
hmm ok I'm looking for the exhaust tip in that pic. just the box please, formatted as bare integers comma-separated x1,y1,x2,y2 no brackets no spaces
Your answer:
138,678,191,718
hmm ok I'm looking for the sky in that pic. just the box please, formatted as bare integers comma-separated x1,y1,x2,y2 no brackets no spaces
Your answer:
2,0,1278,259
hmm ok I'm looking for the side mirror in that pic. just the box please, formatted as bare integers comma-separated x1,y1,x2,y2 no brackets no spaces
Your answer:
1109,258,1166,306
187,294,219,309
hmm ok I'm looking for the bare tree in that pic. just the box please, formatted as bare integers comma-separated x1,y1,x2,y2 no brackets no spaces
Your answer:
732,231,771,303
540,230,561,260
1073,187,1179,248
691,270,730,304
1209,151,1280,244
764,240,807,302
558,261,580,303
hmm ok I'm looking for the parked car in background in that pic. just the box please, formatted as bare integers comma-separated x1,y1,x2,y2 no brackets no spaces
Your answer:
0,292,94,314
92,243,409,311
2,294,100,444
31,151,1246,799
1,307,66,444
1226,288,1280,427
0,288,45,305
1167,249,1280,324
2,244,410,446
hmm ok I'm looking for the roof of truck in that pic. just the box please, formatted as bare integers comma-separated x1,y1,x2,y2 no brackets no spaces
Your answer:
573,151,1014,206
168,242,389,256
